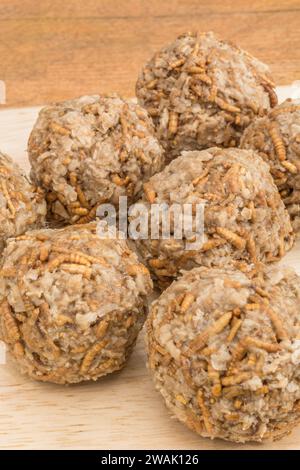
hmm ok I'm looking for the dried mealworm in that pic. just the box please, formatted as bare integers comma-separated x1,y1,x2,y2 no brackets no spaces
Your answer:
40,245,50,262
50,121,70,136
243,336,282,353
65,253,91,266
55,314,74,326
201,238,226,252
146,79,158,90
169,57,185,69
0,179,16,216
80,339,108,374
215,227,246,250
234,399,243,410
168,111,178,135
71,207,89,216
51,245,108,267
126,263,150,276
192,169,210,186
180,293,195,313
230,339,247,363
76,205,97,224
149,258,166,269
75,185,88,208
247,236,257,263
207,363,222,397
223,279,242,289
13,341,24,357
221,372,252,387
95,319,109,338
281,160,298,174
143,183,156,203
244,303,260,311
261,82,278,108
269,123,286,161
262,305,289,341
197,390,213,434
60,263,92,279
255,385,269,395
0,267,17,277
0,301,20,343
187,66,205,74
247,352,256,368
188,312,232,353
120,112,128,137
226,318,242,343
69,172,77,186
194,73,212,86
222,385,244,399
270,104,300,118
44,254,66,271
214,97,240,113
176,394,188,405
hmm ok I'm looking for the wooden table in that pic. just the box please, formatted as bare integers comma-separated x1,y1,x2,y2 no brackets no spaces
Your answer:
0,1,300,108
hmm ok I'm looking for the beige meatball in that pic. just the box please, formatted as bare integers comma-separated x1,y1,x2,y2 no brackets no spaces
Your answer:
28,94,164,226
240,99,300,232
147,264,300,442
131,147,294,289
0,152,46,253
136,32,276,162
0,223,152,384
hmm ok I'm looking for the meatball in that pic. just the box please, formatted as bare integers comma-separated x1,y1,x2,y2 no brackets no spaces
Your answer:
28,94,164,226
131,147,293,289
147,264,300,442
240,99,300,232
136,31,276,162
0,223,152,384
0,151,46,253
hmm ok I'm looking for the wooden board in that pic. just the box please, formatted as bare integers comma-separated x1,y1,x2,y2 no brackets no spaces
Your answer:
1,102,300,450
1,1,300,108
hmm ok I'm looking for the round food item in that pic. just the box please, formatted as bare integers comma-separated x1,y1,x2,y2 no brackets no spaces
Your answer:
240,99,300,232
0,151,46,254
132,147,294,289
28,94,164,226
0,223,152,384
147,264,300,442
136,31,277,162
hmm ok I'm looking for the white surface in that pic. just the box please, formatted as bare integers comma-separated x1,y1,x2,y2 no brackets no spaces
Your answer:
1,87,300,450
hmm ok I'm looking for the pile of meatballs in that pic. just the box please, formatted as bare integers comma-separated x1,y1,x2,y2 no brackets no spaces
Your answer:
1,31,300,443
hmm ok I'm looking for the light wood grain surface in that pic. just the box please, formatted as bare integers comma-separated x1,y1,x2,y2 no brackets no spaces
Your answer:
1,104,300,450
0,1,300,107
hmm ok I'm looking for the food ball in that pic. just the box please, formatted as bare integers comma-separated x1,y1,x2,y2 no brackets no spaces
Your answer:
0,223,152,384
147,264,300,442
28,94,164,226
240,99,300,231
0,151,46,254
136,32,277,162
132,147,294,289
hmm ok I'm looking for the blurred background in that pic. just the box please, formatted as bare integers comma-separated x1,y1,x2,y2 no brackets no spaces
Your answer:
0,0,300,108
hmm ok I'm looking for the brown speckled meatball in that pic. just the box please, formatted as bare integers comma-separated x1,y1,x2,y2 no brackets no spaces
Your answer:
136,32,276,162
28,94,164,226
0,223,152,384
147,264,300,442
0,152,46,254
240,99,300,232
131,148,294,289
